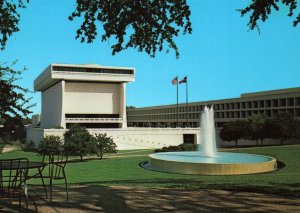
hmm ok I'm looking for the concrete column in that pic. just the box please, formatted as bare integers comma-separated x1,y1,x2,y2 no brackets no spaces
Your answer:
61,80,66,129
120,83,127,128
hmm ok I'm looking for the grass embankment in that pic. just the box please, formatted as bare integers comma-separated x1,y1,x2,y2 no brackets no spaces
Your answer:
1,145,299,196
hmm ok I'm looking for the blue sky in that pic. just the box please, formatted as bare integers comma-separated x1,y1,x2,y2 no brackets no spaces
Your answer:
1,0,300,115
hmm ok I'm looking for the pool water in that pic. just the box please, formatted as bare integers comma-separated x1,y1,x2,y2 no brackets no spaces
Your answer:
149,152,273,164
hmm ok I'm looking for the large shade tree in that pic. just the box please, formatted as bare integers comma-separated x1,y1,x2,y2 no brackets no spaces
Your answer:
2,1,299,58
0,62,32,141
239,0,300,31
0,62,32,119
69,0,192,58
0,0,29,50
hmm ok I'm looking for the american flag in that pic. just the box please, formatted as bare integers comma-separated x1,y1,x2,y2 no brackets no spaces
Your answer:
171,77,178,85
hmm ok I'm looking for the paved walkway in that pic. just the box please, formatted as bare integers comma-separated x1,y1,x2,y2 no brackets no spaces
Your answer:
2,185,300,212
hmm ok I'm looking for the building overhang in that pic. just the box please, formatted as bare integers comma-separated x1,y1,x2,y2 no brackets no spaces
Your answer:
34,63,135,91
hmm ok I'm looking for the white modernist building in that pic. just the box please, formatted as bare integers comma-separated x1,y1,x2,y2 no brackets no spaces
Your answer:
27,64,199,149
34,63,134,129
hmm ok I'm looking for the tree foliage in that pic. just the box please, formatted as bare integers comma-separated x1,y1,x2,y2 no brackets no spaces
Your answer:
69,0,192,58
0,0,29,50
38,135,63,156
0,62,33,120
63,124,92,161
219,120,250,147
248,114,268,146
91,133,117,159
2,1,299,59
219,112,299,147
272,112,298,144
0,115,26,142
239,0,300,32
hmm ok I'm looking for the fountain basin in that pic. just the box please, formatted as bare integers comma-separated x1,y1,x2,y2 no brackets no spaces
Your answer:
146,152,277,175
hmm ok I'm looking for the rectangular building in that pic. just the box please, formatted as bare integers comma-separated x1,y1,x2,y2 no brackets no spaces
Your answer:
34,63,135,129
127,87,300,128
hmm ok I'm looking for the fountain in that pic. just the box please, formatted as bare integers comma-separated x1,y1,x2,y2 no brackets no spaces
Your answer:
144,106,277,175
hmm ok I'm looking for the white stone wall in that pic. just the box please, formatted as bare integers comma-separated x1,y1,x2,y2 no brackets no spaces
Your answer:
64,82,121,114
26,127,200,150
41,81,64,129
25,128,45,146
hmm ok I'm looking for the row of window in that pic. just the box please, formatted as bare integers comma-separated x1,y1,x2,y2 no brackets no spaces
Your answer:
127,97,300,116
53,66,134,75
65,114,119,118
128,108,300,121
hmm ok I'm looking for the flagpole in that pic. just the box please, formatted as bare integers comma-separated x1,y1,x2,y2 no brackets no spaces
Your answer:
176,75,179,127
186,77,188,126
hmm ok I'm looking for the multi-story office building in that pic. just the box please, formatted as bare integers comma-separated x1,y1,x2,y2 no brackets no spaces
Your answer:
127,87,300,128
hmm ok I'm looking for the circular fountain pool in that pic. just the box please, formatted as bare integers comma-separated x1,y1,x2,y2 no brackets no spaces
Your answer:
144,151,277,175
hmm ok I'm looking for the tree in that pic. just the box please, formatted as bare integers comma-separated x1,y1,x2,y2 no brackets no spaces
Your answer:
239,0,300,32
219,120,250,147
248,114,268,146
0,115,26,142
69,0,192,58
0,0,29,50
0,138,4,154
38,135,63,156
91,133,117,159
2,1,299,59
0,62,33,120
272,112,298,145
63,124,92,161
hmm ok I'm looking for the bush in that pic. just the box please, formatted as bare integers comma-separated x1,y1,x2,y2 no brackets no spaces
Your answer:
178,143,197,151
0,139,4,154
22,140,37,152
38,135,63,155
91,133,117,159
155,143,197,152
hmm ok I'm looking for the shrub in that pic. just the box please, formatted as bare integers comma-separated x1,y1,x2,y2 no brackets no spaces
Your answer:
0,139,4,154
155,143,197,152
178,143,197,151
38,135,63,155
91,133,117,159
22,140,37,152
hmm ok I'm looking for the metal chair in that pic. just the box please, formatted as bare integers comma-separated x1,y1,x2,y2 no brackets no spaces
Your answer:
0,158,37,211
37,154,69,203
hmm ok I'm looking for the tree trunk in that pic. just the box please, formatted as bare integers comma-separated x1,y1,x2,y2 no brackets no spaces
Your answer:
281,139,283,145
235,140,238,148
80,155,83,161
260,139,263,146
256,140,258,146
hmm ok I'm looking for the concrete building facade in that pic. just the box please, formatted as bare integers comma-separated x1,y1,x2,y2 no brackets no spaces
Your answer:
127,87,300,128
34,64,134,129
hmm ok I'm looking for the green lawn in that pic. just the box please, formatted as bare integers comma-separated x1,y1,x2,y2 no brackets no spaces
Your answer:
1,145,300,196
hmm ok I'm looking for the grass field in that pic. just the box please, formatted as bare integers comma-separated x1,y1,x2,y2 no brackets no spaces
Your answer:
1,145,300,196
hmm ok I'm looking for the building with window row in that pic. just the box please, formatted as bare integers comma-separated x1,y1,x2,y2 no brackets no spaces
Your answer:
127,87,300,128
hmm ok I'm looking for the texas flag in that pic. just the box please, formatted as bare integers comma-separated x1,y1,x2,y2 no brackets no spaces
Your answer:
171,76,178,85
179,76,187,84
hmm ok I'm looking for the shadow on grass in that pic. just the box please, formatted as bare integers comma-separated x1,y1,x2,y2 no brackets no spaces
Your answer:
26,184,300,213
72,178,300,198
